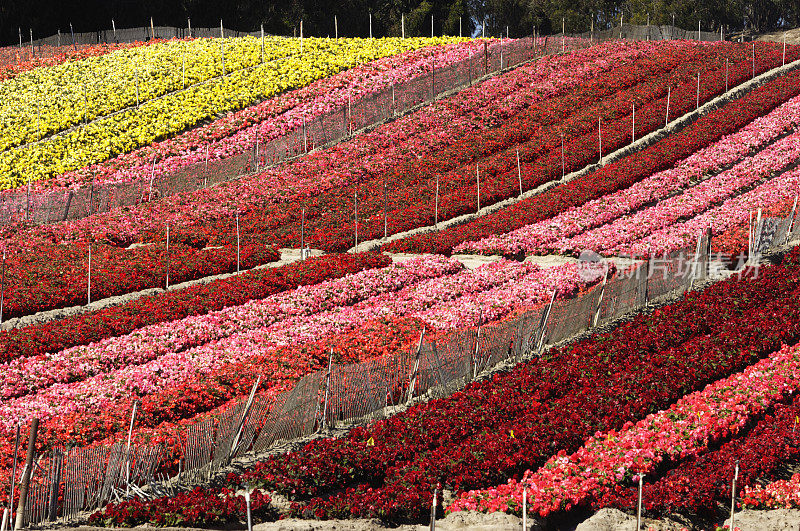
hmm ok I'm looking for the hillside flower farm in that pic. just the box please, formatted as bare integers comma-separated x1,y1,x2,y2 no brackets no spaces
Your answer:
3,14,800,531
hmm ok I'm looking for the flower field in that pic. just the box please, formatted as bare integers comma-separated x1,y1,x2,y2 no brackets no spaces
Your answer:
0,36,463,188
4,31,800,529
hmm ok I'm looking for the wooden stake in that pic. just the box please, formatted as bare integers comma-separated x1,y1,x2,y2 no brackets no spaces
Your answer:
0,250,5,325
182,52,186,89
752,42,755,79
522,483,527,530
87,244,92,305
260,25,265,62
783,32,787,66
665,86,670,126
369,12,373,39
321,350,334,429
383,180,388,239
696,72,700,109
402,14,405,39
725,58,729,92
598,116,602,161
124,400,139,496
435,175,439,225
476,165,480,212
150,17,155,40
165,224,170,289
730,460,739,529
636,475,643,529
516,148,522,196
632,102,635,142
188,18,191,38
561,133,565,177
335,16,338,39
8,425,19,528
354,191,358,252
430,487,438,530
300,207,305,253
236,210,240,273
14,418,38,531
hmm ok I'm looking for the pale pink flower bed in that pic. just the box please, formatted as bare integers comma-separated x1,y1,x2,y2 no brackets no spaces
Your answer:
562,129,800,255
455,92,800,256
623,165,800,256
448,342,800,517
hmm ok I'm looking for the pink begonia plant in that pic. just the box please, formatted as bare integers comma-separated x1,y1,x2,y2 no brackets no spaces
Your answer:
456,92,800,256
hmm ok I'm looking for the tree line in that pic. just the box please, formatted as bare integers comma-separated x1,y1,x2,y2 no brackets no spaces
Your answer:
2,0,798,47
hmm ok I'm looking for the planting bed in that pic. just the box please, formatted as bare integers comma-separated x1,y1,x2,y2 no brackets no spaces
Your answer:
4,34,800,530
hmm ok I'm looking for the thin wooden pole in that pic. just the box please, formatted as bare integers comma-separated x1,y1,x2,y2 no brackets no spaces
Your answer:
435,175,439,225
87,244,92,305
730,460,740,528
665,86,671,126
632,102,636,142
476,165,480,212
165,224,170,289
696,72,700,109
0,250,5,325
124,401,139,496
516,149,522,196
14,418,38,531
236,211,240,273
8,425,20,528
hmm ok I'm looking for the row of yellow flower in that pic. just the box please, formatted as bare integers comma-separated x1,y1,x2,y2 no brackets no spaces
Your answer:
1,37,296,153
0,37,462,189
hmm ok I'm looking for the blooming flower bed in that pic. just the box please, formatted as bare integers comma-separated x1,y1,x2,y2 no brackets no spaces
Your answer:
622,165,800,256
601,393,800,517
456,91,800,256
557,129,800,255
0,252,390,362
741,473,800,510
384,68,800,255
0,36,462,188
0,233,279,320
447,341,800,518
0,41,155,82
101,248,800,524
37,40,495,192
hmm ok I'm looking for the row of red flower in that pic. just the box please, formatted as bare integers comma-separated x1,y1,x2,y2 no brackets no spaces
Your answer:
88,487,276,527
0,252,389,362
598,392,800,519
383,67,800,256
0,232,279,320
177,247,800,524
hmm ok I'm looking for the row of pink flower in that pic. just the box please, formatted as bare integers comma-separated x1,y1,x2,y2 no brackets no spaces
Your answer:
559,128,800,255
447,341,800,517
622,163,800,256
23,40,496,193
14,41,657,250
455,92,800,256
741,473,800,509
0,260,603,435
0,255,461,401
